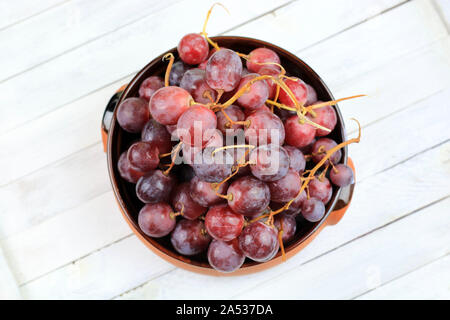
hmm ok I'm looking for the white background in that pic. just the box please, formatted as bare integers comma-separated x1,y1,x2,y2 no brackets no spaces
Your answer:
0,0,449,299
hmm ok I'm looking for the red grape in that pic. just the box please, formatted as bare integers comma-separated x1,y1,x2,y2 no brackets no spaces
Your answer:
284,145,306,172
178,33,209,65
311,138,341,165
117,97,149,133
127,141,160,172
190,176,228,207
330,164,354,187
136,170,176,203
278,77,308,107
243,104,272,118
169,61,189,86
229,146,251,177
171,219,211,256
208,239,245,273
241,68,251,76
117,151,145,183
182,129,223,165
268,168,301,203
246,47,280,73
216,105,245,135
299,138,316,155
138,202,176,237
198,60,208,70
258,65,280,99
227,176,270,216
138,76,164,101
311,104,337,137
305,83,318,106
249,144,290,182
192,147,233,183
309,177,332,204
205,204,245,241
238,221,279,262
206,49,242,92
180,68,205,89
245,109,285,145
274,214,297,243
149,86,192,125
171,182,207,220
141,119,172,154
166,124,179,140
270,189,307,217
301,198,325,222
284,115,316,148
236,73,269,111
180,68,216,104
177,104,217,147
198,47,221,70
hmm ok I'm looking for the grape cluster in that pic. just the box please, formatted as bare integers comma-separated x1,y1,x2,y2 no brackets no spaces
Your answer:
114,5,359,273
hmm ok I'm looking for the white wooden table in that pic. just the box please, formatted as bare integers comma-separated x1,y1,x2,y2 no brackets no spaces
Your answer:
0,0,449,300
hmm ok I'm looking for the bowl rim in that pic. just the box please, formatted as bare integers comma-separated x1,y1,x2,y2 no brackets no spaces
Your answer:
106,35,348,275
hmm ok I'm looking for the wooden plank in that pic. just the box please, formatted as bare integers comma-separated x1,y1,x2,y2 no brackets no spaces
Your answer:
357,255,450,299
0,246,21,299
7,0,399,83
0,74,133,187
0,0,443,187
349,88,450,181
0,143,110,239
298,0,448,87
232,198,450,300
225,0,404,53
0,0,66,31
0,0,290,135
18,142,450,298
333,37,450,132
2,192,131,285
0,0,181,81
20,235,172,300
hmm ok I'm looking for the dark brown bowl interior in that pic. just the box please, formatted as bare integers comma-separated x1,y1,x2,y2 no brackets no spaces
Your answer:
107,36,347,270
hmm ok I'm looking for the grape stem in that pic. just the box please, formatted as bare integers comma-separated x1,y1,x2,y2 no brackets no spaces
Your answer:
305,94,366,114
170,203,184,219
162,53,175,87
162,142,183,176
159,141,183,159
200,3,229,51
220,74,273,109
203,90,215,104
278,219,286,261
215,89,224,103
213,147,252,200
274,118,361,214
318,163,330,181
254,118,361,222
253,61,286,107
235,52,249,59
211,71,329,131
330,161,339,174
266,99,331,132
211,144,255,156
214,160,251,201
220,108,250,128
